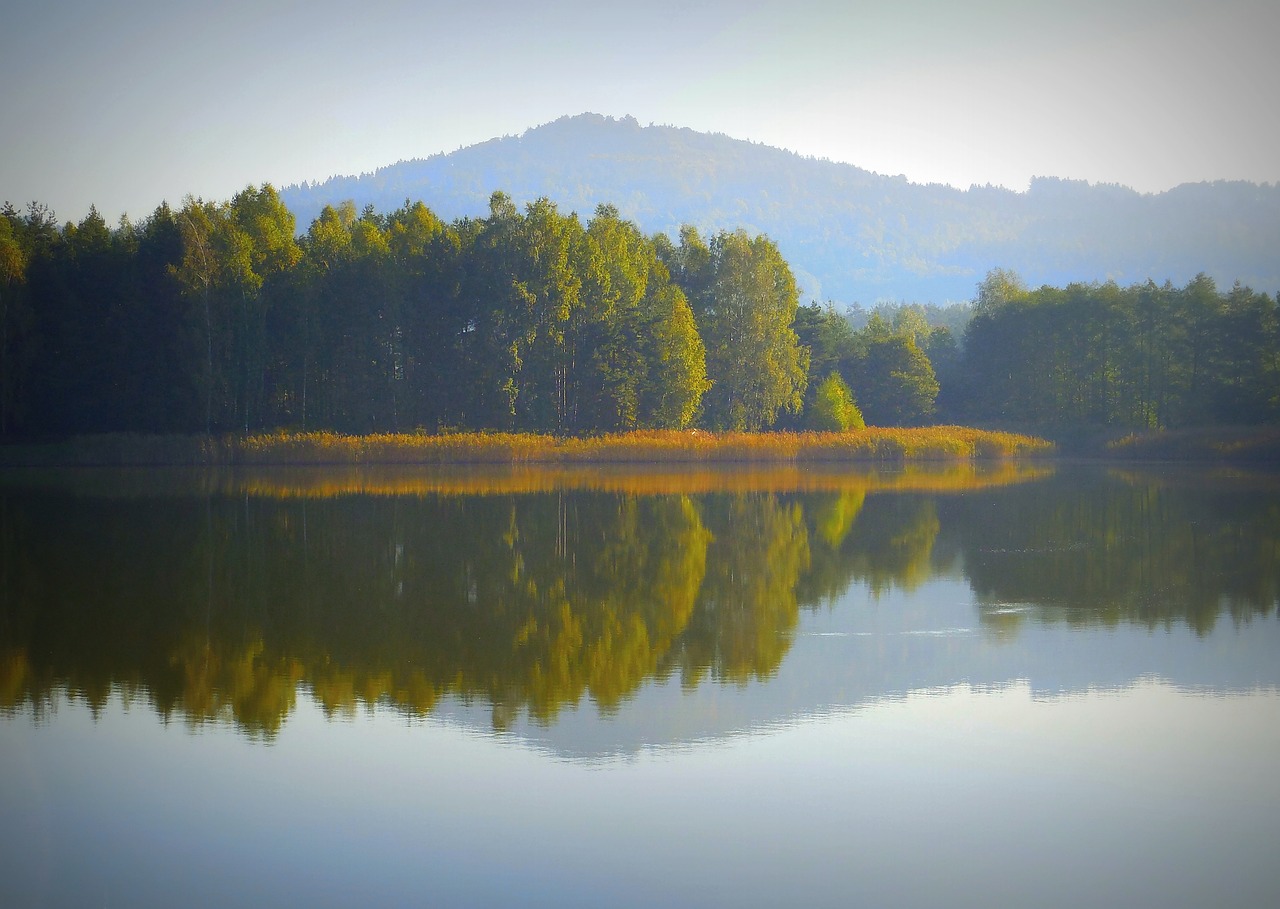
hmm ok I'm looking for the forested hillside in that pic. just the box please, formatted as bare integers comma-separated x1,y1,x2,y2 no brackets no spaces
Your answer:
279,114,1280,305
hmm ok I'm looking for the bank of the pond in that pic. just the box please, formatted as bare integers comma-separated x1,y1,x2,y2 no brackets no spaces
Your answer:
0,427,1053,467
1100,426,1280,462
1004,424,1280,463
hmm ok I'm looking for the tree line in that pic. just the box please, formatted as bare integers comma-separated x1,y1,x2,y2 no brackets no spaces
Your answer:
1,186,1275,438
953,268,1280,428
1,188,811,436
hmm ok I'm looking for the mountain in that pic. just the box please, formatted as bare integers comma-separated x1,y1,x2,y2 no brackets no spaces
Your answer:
279,113,1280,304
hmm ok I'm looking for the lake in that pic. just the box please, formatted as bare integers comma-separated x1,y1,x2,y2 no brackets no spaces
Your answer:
1,462,1277,908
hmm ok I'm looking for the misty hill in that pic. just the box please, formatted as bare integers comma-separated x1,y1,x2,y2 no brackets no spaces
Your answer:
279,113,1280,304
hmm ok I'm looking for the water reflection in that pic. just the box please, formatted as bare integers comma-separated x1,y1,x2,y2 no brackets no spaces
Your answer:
946,467,1280,635
1,463,1276,739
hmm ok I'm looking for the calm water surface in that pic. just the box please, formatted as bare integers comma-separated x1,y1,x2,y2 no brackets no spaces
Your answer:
1,462,1277,908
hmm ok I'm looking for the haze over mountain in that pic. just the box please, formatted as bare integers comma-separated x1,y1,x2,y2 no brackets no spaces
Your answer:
280,114,1280,305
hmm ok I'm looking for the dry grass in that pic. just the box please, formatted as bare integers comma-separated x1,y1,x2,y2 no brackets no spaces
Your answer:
228,427,1053,466
0,426,1053,468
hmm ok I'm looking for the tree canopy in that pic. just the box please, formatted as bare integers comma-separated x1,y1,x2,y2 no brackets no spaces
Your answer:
1,193,1276,438
958,269,1280,428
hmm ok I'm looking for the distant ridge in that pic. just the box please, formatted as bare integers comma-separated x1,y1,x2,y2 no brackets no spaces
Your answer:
280,113,1280,304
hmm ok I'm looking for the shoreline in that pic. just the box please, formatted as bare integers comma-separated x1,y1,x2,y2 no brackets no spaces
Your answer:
0,427,1051,468
1,425,1276,468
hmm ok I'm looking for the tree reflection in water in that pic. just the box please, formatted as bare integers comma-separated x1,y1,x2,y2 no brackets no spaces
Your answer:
1,464,1275,735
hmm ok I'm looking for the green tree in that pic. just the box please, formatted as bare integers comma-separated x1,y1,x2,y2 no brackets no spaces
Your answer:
279,201,355,429
957,274,1280,429
793,301,858,380
459,192,532,428
385,200,459,430
974,267,1028,312
806,371,864,431
116,204,196,431
890,305,932,348
1211,282,1279,424
173,197,226,433
0,210,31,434
676,229,808,430
507,197,593,431
855,333,939,425
24,205,143,434
638,279,709,428
586,205,709,430
580,203,649,429
655,225,714,308
223,184,301,431
172,186,301,432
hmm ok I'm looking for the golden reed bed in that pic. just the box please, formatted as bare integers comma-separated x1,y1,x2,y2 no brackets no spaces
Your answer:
4,427,1047,469
232,427,1052,464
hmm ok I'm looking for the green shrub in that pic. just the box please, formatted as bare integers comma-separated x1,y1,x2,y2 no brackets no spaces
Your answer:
806,372,865,432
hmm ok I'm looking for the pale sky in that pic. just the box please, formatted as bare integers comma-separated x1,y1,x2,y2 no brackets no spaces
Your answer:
3,0,1277,224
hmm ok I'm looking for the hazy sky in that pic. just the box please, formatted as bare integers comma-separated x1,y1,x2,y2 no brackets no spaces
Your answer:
3,0,1277,223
